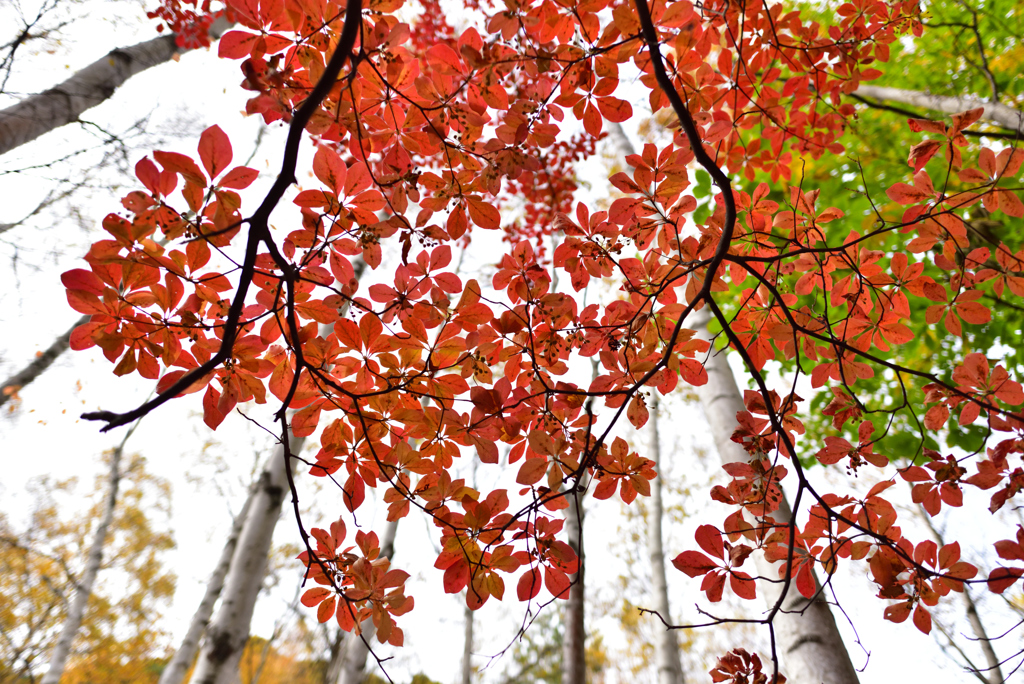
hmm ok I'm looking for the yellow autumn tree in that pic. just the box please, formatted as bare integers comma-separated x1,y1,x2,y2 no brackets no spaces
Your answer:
0,451,175,683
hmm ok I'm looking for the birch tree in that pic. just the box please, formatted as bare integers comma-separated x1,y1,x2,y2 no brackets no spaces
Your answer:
39,420,141,684
646,397,686,684
560,489,586,684
0,314,88,409
159,491,255,684
188,436,305,684
852,86,1024,134
0,19,230,157
608,119,857,683
690,306,861,684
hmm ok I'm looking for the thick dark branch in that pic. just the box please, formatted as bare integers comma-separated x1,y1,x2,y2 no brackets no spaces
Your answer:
82,0,364,431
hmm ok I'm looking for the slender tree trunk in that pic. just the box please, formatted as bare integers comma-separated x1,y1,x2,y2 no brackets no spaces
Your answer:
187,436,305,684
690,306,860,684
159,491,256,684
462,439,478,684
603,120,858,683
917,507,1004,684
461,603,474,684
647,397,686,684
0,314,89,409
39,441,126,684
0,19,230,157
561,488,586,684
853,85,1024,133
337,517,400,684
323,629,347,684
960,588,1005,684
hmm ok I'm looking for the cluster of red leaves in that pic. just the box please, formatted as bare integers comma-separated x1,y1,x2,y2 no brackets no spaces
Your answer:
66,0,1024,667
298,518,413,645
148,0,223,48
710,648,785,684
673,524,756,602
987,525,1024,595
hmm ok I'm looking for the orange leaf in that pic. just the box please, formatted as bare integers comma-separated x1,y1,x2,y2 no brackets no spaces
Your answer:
885,182,930,205
467,197,500,229
516,457,548,485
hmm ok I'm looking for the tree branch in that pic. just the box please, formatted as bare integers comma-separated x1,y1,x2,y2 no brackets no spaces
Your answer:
0,18,231,157
1,314,89,409
853,85,1024,134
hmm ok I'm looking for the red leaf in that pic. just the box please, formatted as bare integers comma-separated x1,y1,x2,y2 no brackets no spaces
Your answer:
301,587,332,607
198,125,232,179
154,150,207,187
626,394,649,428
61,269,105,295
467,197,500,229
795,564,817,599
671,550,718,577
995,539,1024,562
701,571,726,602
313,146,348,194
202,385,227,430
544,566,571,598
516,457,548,485
729,571,757,600
317,595,337,623
886,182,930,205
219,166,259,189
596,96,632,123
883,601,911,624
912,605,932,634
517,567,542,601
987,566,1023,593
695,524,725,559
218,30,258,59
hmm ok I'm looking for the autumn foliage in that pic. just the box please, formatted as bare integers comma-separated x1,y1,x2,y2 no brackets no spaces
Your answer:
62,0,1024,675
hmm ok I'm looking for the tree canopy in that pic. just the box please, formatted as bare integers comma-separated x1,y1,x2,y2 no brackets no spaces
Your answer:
44,0,1024,679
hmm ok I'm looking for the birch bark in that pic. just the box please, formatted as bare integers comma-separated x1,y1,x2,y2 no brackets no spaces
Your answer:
853,85,1024,133
0,19,230,156
187,437,304,684
39,437,128,684
691,306,860,684
0,315,89,409
647,397,686,684
605,120,859,684
158,491,255,684
561,488,586,684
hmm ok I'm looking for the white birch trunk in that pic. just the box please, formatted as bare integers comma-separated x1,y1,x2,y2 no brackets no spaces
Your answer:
39,443,125,684
0,19,230,157
0,315,89,408
561,489,586,684
603,119,858,683
853,85,1024,134
158,490,256,684
460,603,474,684
337,517,400,684
323,629,347,684
187,436,304,684
647,397,686,684
690,306,860,684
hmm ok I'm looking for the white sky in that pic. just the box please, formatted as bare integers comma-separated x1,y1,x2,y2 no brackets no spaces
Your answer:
0,2,1020,683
